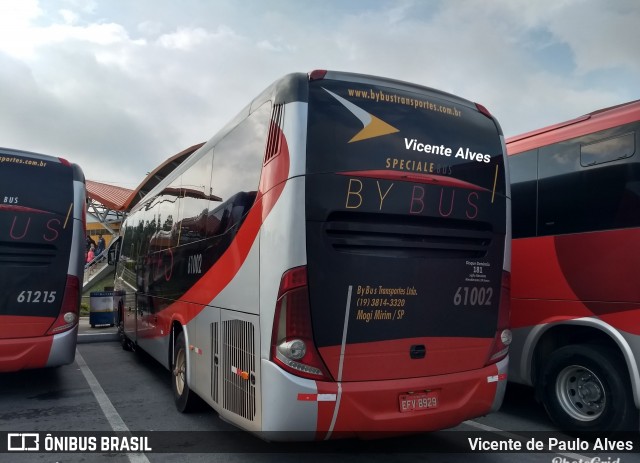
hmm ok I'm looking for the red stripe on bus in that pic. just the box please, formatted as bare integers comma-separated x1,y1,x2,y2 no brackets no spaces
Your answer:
0,205,51,214
338,170,488,191
512,229,640,333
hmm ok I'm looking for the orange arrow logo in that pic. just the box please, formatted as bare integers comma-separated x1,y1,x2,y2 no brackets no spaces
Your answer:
323,88,399,143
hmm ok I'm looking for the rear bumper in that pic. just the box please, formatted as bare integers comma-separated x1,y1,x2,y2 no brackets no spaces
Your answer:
0,325,78,372
260,356,508,439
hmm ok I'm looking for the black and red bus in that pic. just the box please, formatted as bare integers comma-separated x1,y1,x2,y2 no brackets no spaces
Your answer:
507,99,640,432
0,147,86,372
112,70,511,439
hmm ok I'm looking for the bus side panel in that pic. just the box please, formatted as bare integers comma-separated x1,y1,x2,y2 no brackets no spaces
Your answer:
188,234,260,412
512,230,640,333
192,303,221,410
206,225,260,315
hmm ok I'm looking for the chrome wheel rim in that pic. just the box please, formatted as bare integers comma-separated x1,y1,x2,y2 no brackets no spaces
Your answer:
555,365,605,422
174,347,186,396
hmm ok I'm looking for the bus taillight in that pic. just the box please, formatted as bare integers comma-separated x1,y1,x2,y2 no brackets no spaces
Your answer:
270,266,332,381
47,275,80,335
486,271,512,365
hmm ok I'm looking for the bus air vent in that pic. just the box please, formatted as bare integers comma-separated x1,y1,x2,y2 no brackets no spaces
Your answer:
222,319,256,421
263,104,284,165
324,212,493,259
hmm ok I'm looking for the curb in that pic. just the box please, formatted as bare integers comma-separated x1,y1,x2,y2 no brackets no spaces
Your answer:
78,317,119,344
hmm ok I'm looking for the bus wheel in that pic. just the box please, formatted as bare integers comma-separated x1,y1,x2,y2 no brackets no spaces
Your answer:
172,331,201,412
540,344,638,433
118,320,132,351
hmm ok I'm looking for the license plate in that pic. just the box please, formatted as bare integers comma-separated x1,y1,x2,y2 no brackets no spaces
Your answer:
399,391,439,412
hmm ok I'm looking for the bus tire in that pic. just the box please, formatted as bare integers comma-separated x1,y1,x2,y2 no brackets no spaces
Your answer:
120,334,132,351
172,331,201,412
118,320,132,351
540,344,638,433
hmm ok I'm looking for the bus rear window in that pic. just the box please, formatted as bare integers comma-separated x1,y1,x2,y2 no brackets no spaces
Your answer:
306,80,506,196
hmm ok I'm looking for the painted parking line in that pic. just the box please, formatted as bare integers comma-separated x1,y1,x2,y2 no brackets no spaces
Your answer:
75,349,150,463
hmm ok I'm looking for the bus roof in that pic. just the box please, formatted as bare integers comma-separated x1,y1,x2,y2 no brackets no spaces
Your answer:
506,99,640,155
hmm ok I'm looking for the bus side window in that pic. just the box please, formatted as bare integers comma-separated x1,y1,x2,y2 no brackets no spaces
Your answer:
509,150,538,239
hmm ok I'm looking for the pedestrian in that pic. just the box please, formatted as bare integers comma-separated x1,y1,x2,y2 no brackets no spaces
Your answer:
86,235,96,252
96,234,105,260
86,244,95,273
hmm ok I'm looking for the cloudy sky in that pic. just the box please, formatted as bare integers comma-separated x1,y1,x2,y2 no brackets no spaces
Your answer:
1,0,638,189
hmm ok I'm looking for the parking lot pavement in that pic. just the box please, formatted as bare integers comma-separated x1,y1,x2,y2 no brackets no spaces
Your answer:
78,316,119,344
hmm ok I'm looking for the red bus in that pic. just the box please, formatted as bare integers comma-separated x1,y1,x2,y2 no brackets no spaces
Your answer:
0,148,86,372
111,70,511,439
507,99,640,432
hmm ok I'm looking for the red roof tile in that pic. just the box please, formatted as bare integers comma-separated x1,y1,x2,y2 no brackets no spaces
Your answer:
86,180,134,211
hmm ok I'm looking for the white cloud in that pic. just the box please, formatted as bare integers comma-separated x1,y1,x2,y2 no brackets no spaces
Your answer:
59,9,79,24
157,27,213,50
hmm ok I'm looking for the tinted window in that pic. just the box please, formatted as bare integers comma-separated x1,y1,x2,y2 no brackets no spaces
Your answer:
210,102,270,204
509,150,537,238
307,80,506,196
177,150,214,245
580,132,635,167
538,123,640,235
148,175,183,252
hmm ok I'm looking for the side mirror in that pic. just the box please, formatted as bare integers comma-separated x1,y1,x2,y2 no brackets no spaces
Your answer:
108,247,116,265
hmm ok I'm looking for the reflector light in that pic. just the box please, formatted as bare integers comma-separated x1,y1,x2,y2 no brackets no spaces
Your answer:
475,103,493,119
308,70,328,81
58,157,71,166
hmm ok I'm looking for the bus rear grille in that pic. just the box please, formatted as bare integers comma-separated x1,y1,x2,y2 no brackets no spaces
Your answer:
222,319,256,421
0,242,57,266
324,212,493,259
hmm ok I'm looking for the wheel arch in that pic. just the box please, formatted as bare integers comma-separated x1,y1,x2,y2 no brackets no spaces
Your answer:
525,318,640,409
170,319,192,385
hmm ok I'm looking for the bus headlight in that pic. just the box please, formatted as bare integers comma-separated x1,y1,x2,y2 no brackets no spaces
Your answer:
63,312,77,324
